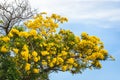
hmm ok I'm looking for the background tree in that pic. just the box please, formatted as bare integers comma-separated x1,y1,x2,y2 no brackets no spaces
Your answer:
0,0,36,35
0,13,114,80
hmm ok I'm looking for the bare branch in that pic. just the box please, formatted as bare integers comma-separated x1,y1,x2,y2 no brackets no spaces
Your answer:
0,0,37,35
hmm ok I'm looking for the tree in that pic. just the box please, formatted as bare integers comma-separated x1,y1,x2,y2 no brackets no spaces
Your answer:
0,0,36,35
0,13,114,80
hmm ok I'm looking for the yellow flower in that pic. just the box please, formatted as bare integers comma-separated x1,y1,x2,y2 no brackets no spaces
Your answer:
21,50,29,61
67,58,74,64
41,51,49,56
47,56,51,60
25,63,31,71
8,32,13,37
38,56,41,60
39,44,43,47
75,36,80,43
40,12,47,14
41,31,47,35
61,51,67,56
28,54,32,59
70,53,75,57
48,43,54,46
19,32,29,38
81,32,88,39
79,54,82,58
43,43,47,46
51,14,57,19
49,63,54,68
33,68,39,73
13,48,19,54
94,46,99,51
89,53,97,60
97,53,104,60
22,44,28,51
1,46,8,53
52,58,57,64
100,49,108,56
42,60,47,66
34,57,39,62
73,63,78,67
57,57,64,64
94,61,102,68
2,36,10,42
29,29,37,36
11,28,19,35
21,51,25,57
32,51,38,57
61,65,67,71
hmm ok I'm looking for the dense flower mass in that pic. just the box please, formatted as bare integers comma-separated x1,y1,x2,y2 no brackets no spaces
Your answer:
0,13,113,80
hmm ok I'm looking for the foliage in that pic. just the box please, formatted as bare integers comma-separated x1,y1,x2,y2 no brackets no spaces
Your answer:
0,13,113,80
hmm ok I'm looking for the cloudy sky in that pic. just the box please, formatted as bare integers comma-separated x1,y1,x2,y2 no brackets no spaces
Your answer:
1,0,120,80
30,0,120,80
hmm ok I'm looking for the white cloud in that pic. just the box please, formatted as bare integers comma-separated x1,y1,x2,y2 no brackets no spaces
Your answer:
29,0,120,20
1,0,120,28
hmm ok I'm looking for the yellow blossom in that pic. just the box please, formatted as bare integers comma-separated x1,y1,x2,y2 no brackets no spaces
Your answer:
33,68,39,73
21,51,25,57
22,44,28,51
32,51,38,57
73,63,78,67
13,48,19,54
10,28,19,35
34,57,39,62
29,29,37,36
61,51,67,56
38,56,41,60
19,32,29,38
97,53,104,59
41,51,49,56
28,54,32,59
57,57,64,63
49,63,54,68
67,58,74,64
100,49,108,56
8,32,13,37
0,13,111,76
41,31,47,35
1,46,8,53
81,32,88,39
89,53,97,60
25,63,31,71
47,56,51,60
79,54,82,58
61,65,67,71
52,58,57,64
75,36,80,43
42,60,47,66
40,12,47,14
94,61,102,68
70,53,75,57
2,36,10,42
21,50,29,61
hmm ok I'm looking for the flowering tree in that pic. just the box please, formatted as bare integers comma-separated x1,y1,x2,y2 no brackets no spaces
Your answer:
0,13,113,80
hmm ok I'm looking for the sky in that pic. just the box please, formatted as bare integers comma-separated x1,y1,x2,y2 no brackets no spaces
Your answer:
31,0,120,80
1,0,120,80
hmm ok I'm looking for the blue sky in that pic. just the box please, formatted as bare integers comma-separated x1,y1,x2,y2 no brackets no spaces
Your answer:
30,0,120,80
1,0,120,80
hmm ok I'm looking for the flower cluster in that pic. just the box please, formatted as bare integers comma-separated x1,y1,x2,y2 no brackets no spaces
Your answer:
0,13,113,79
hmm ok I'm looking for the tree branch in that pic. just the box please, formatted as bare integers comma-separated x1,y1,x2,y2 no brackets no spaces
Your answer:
0,0,37,35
